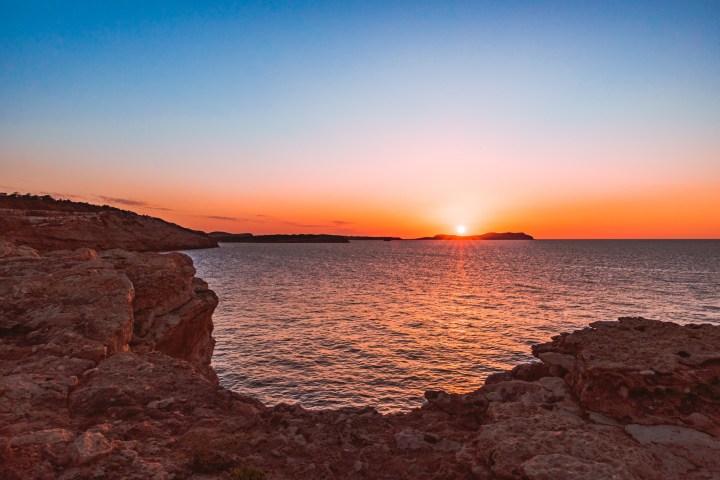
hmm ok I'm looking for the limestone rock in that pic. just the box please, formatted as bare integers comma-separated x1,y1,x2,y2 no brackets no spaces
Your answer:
519,453,633,480
74,431,113,464
0,240,40,259
625,424,720,473
9,428,74,447
394,429,431,450
1,241,718,479
0,244,219,478
101,249,218,365
533,317,720,436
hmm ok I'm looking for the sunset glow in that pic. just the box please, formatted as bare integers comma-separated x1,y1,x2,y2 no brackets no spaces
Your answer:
1,5,719,476
1,1,718,238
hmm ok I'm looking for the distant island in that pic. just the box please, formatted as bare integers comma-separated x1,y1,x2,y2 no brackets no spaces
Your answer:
415,232,534,240
345,235,402,241
210,232,402,243
209,232,349,243
210,231,533,242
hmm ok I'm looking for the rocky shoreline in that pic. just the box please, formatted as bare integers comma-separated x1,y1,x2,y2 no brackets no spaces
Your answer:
1,243,719,478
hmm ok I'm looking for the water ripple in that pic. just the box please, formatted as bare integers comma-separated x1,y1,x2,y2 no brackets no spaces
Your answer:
185,240,720,412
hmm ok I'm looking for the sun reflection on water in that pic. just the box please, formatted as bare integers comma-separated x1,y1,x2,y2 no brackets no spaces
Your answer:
186,240,720,412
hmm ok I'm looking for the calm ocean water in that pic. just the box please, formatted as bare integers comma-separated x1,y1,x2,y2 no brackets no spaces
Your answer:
185,240,720,412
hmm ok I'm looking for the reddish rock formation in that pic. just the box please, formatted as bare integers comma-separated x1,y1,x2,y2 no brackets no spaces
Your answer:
0,194,217,252
533,317,720,437
0,242,220,478
100,249,218,365
0,242,718,479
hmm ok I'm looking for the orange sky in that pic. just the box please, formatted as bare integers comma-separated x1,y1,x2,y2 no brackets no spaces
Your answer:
3,159,718,239
2,130,719,238
141,185,720,239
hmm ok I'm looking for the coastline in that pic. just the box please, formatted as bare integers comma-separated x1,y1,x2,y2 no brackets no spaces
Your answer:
1,242,718,478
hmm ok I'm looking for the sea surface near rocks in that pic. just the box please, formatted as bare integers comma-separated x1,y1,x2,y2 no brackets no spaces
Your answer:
185,240,720,412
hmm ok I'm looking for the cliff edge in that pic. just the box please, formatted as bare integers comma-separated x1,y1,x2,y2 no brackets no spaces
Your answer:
1,240,718,479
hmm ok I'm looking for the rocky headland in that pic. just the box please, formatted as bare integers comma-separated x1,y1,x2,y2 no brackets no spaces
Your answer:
0,194,217,252
0,205,718,479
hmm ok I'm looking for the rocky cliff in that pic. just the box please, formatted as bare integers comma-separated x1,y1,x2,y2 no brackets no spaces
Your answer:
0,194,217,252
0,242,718,479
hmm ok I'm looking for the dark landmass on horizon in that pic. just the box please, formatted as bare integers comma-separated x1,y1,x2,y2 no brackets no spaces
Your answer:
210,232,402,243
0,193,217,251
209,232,349,243
211,232,533,242
0,193,116,213
3,194,533,243
346,235,402,241
415,232,534,240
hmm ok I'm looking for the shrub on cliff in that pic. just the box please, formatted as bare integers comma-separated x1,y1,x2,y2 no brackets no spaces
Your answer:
229,466,267,480
182,430,241,473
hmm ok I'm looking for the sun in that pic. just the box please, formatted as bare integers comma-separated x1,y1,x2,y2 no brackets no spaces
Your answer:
456,225,466,235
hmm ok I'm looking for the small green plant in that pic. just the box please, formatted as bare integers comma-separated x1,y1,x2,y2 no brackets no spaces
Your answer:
228,465,267,480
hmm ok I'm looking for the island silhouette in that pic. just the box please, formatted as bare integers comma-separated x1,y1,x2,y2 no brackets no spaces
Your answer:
0,195,532,245
414,232,534,240
209,231,533,242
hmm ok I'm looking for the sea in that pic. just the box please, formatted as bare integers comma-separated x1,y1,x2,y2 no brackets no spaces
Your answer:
184,240,720,412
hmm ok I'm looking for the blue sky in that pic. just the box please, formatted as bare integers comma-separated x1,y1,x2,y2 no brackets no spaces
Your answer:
1,1,719,237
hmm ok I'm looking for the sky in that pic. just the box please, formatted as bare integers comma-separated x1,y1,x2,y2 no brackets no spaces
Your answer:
1,0,719,238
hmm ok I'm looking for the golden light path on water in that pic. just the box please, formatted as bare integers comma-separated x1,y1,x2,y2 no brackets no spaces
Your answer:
186,240,720,412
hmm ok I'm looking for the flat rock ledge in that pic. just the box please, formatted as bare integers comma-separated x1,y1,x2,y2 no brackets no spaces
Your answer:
1,242,718,479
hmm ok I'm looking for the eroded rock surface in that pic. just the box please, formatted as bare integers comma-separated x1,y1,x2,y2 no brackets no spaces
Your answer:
100,249,218,365
0,242,219,478
534,317,720,437
1,244,718,479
